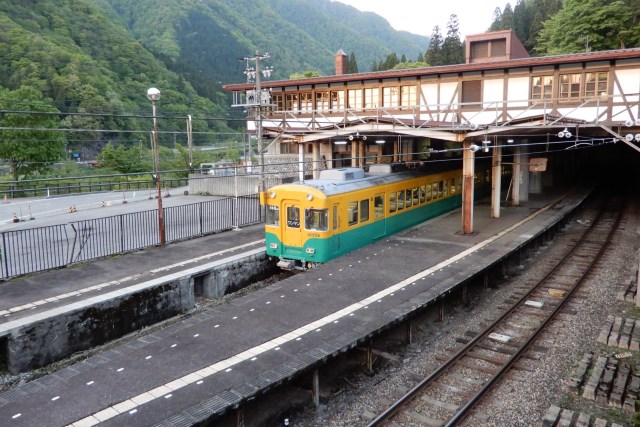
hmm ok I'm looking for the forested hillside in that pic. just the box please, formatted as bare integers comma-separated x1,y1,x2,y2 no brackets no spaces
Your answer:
1,0,639,181
0,0,430,171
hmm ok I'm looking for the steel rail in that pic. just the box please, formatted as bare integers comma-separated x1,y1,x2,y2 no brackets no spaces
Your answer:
368,196,622,427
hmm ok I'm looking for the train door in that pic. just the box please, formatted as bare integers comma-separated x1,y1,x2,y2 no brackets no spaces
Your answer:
330,203,340,253
371,193,386,239
283,202,303,248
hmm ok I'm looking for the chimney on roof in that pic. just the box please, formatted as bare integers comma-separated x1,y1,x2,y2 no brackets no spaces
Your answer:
335,49,347,75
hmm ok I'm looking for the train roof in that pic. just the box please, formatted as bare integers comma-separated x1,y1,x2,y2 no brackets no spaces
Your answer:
271,166,428,197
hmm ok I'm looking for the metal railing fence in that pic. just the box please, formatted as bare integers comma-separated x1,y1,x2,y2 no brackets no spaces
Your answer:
0,176,189,199
0,195,261,280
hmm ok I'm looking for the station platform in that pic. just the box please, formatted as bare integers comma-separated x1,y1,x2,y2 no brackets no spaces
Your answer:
0,187,590,426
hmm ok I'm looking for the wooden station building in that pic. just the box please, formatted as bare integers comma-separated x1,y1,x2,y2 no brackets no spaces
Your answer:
223,30,640,234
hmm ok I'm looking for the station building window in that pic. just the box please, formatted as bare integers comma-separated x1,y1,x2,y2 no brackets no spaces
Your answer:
272,94,284,111
316,91,330,111
532,75,553,100
286,93,298,112
300,93,313,112
383,87,399,107
331,90,345,110
364,87,379,108
559,73,581,100
347,89,363,110
585,72,608,97
401,85,417,107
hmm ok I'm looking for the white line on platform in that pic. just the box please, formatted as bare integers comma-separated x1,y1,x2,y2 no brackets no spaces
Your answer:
1,239,264,319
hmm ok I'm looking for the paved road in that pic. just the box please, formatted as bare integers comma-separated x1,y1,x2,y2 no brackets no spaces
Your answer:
0,187,223,230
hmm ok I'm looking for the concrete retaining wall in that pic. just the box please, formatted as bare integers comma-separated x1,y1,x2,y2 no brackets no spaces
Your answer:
188,175,294,197
0,250,272,374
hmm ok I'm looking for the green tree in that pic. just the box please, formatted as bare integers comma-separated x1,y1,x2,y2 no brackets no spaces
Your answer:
347,52,359,73
393,61,429,70
426,25,444,66
536,0,639,55
289,70,322,79
166,143,213,177
379,52,400,71
0,86,66,180
441,15,464,65
97,142,149,174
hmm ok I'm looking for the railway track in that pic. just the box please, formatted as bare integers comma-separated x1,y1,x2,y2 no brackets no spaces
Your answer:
368,196,624,427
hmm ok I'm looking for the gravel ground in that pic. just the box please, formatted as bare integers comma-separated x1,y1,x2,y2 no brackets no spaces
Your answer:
292,197,640,427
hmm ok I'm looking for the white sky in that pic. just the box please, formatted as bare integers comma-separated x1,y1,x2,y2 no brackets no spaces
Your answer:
334,0,509,37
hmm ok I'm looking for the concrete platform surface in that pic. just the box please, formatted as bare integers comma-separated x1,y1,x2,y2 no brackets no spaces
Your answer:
0,188,589,426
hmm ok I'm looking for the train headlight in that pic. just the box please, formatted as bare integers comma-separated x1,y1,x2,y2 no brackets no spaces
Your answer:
305,248,315,254
269,191,277,199
269,243,278,249
306,193,313,201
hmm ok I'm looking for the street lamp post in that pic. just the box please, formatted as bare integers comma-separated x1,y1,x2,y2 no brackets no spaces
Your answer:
147,87,166,246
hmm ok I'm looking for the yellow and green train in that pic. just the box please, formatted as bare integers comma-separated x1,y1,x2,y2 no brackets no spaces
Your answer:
260,163,491,269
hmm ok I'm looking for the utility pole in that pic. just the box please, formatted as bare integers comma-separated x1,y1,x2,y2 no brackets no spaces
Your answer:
241,51,273,194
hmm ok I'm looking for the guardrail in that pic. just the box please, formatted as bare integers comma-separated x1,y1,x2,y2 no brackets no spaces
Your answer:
0,195,261,280
0,177,189,199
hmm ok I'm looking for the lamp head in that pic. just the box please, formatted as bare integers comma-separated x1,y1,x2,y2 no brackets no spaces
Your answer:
147,87,161,102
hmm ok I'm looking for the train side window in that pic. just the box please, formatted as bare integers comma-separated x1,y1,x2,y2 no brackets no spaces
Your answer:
426,184,432,201
443,180,449,197
374,194,384,219
266,205,280,226
347,201,358,226
458,178,462,194
419,186,426,203
412,188,419,205
397,191,405,210
287,206,300,228
438,181,444,198
389,192,397,213
360,199,369,222
333,205,338,230
432,183,439,199
450,178,457,194
305,208,328,231
405,189,412,208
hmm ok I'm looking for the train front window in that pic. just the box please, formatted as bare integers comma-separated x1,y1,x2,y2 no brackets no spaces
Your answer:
266,205,279,226
287,206,300,228
305,208,328,231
